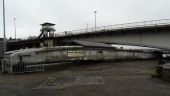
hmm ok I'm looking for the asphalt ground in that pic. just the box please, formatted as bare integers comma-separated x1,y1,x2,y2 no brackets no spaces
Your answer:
0,60,170,96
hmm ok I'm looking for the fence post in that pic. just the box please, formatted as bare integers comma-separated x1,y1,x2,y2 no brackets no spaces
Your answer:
10,60,13,74
1,59,4,73
0,59,4,73
43,62,45,72
0,59,1,73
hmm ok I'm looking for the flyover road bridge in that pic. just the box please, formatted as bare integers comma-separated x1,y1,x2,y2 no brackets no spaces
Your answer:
55,19,170,51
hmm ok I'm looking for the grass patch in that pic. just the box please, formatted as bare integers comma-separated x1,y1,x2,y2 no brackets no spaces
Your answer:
141,70,155,75
0,92,10,96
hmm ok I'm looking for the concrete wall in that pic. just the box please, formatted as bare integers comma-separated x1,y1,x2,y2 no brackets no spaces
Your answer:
4,47,154,73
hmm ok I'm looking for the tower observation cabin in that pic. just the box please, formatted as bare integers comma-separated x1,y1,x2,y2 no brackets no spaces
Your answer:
40,22,56,38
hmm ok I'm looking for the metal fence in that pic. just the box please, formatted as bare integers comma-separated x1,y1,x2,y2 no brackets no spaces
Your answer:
56,19,170,36
1,62,45,74
12,62,45,74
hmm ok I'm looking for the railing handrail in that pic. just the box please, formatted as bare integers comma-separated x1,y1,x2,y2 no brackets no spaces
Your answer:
56,19,170,36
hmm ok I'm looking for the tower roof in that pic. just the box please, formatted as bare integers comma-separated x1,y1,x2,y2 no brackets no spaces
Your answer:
41,22,55,26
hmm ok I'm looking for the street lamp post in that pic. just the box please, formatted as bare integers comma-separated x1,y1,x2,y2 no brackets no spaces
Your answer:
3,0,6,52
94,11,97,32
86,23,88,32
14,18,17,39
2,0,6,72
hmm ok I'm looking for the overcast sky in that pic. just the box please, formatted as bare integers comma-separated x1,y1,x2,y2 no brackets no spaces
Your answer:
0,0,170,38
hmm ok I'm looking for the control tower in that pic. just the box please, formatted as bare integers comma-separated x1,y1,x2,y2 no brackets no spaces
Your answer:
39,22,56,38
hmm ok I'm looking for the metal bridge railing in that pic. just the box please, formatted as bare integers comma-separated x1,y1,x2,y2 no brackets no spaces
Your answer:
56,19,170,37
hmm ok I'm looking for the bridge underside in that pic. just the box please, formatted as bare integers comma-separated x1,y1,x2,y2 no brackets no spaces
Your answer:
59,25,170,50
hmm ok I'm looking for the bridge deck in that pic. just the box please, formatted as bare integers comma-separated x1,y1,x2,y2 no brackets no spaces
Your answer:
56,19,170,37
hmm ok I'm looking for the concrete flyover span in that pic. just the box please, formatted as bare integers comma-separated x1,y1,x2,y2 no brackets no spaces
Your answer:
58,19,170,49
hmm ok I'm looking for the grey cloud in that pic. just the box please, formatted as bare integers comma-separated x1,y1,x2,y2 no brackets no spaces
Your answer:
0,0,170,38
